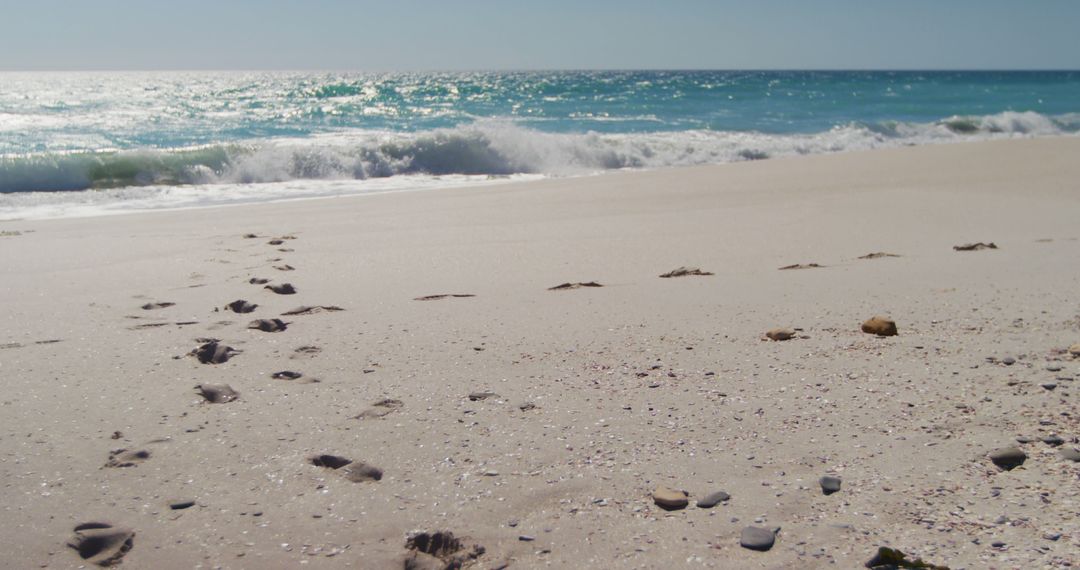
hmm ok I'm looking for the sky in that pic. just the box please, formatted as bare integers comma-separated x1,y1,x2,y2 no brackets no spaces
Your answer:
2,0,1078,71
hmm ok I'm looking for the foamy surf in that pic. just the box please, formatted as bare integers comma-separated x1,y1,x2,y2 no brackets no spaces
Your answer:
3,71,1080,219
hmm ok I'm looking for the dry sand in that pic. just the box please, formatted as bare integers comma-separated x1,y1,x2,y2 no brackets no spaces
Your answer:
1,137,1079,569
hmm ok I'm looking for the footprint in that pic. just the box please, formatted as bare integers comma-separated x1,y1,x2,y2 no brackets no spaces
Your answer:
953,242,998,251
226,300,258,314
248,318,288,332
468,391,499,401
271,370,303,380
414,294,476,301
274,264,295,271
190,340,239,364
548,282,603,290
265,283,297,295
242,233,259,239
292,345,322,358
131,322,169,330
140,302,175,310
267,239,285,246
779,263,824,270
249,277,270,285
355,398,404,419
195,384,239,403
282,305,344,315
659,267,713,278
858,252,901,259
104,449,150,468
404,531,484,570
310,454,383,482
68,522,134,567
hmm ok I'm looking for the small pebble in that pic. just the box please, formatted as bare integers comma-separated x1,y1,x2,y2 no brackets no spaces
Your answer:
696,491,730,508
819,476,842,495
739,526,776,551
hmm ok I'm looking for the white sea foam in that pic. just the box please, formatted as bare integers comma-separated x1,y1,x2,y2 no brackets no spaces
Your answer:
1,111,1077,219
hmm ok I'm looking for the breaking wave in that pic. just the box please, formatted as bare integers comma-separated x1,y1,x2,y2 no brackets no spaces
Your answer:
2,111,1076,196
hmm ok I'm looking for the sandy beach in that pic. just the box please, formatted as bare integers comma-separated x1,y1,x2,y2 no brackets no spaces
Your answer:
2,137,1079,569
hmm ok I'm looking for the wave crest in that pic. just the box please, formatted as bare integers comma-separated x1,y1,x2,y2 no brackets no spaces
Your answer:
2,111,1078,194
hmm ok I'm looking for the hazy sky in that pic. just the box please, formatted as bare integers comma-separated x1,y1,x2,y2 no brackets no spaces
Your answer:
3,0,1078,70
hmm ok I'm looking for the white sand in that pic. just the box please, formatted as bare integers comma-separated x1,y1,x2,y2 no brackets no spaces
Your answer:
2,137,1079,569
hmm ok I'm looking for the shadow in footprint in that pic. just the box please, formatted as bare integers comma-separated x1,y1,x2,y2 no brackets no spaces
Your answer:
779,263,823,270
548,282,603,291
274,264,295,271
265,283,297,295
405,531,484,570
414,294,476,301
356,398,404,419
190,340,239,364
104,449,150,468
858,252,901,259
272,370,303,380
140,302,175,310
310,454,383,482
282,305,343,316
196,384,239,403
292,345,321,358
68,523,134,567
954,242,997,251
248,318,287,332
659,267,713,278
249,277,270,285
226,300,258,314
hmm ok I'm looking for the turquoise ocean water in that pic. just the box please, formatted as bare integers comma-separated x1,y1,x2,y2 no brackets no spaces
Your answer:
1,71,1078,218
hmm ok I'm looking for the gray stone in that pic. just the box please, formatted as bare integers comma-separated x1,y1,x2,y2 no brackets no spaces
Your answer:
696,491,730,508
988,446,1027,470
1041,435,1065,447
1061,447,1080,462
739,526,776,551
820,476,842,495
1002,356,1016,365
1041,382,1058,390
1046,364,1063,372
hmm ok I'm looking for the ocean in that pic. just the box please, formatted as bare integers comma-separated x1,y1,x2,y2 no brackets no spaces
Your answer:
1,70,1078,219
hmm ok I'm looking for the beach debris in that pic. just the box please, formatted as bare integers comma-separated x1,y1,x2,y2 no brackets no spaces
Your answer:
518,401,538,411
265,283,297,295
104,449,150,468
766,328,796,341
356,398,404,419
190,340,238,364
739,526,777,551
858,252,901,259
248,318,287,332
169,500,195,510
861,316,898,337
140,302,174,310
414,294,476,301
68,523,135,567
404,531,484,570
271,370,303,380
226,299,258,313
988,446,1027,470
281,305,344,315
659,267,714,278
820,475,842,495
864,546,950,569
548,281,603,290
310,454,383,482
779,263,823,270
953,242,997,251
652,486,689,510
195,383,239,404
696,490,730,508
468,391,499,401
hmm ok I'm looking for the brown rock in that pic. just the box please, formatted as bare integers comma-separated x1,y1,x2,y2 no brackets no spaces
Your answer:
766,328,796,341
861,316,898,337
652,486,689,510
1069,343,1080,357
